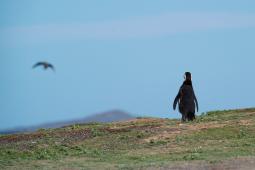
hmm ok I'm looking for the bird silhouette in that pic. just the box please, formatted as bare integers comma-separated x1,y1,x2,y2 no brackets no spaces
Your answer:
33,61,55,71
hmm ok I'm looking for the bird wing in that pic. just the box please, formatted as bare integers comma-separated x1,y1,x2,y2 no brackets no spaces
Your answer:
33,62,44,68
194,94,199,112
173,87,182,110
48,64,55,71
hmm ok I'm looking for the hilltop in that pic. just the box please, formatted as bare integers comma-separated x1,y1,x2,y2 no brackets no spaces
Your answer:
0,108,255,169
0,110,134,134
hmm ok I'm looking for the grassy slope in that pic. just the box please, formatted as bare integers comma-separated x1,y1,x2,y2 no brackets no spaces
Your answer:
0,108,255,169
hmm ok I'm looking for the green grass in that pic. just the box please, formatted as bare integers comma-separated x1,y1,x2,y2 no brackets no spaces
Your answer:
0,108,255,169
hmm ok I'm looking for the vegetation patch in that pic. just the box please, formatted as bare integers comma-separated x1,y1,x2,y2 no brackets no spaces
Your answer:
0,108,255,169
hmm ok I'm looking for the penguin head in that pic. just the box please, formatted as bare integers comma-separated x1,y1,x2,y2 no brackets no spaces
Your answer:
184,72,191,81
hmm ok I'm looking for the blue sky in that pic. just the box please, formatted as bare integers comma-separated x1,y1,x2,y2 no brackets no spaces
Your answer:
1,0,255,129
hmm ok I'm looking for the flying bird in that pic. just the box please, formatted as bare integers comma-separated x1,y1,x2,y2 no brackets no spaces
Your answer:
33,61,55,71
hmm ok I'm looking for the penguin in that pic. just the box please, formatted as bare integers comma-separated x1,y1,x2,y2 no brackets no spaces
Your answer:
173,72,199,121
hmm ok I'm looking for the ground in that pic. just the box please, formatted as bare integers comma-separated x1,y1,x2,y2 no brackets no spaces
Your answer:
0,108,255,169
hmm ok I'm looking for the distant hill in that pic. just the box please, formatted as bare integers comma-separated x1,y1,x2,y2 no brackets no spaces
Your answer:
0,110,134,134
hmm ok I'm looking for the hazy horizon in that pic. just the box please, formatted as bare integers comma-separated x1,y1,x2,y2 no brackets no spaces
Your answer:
1,0,255,129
